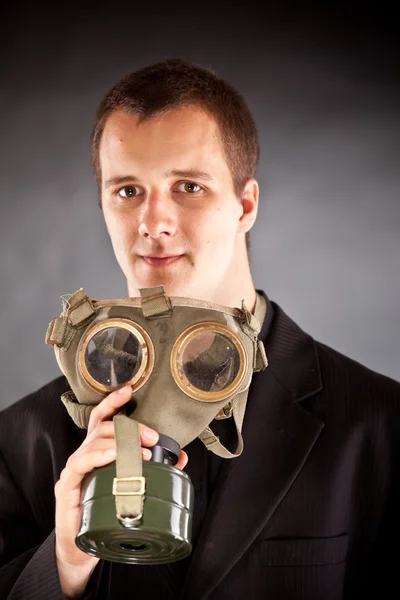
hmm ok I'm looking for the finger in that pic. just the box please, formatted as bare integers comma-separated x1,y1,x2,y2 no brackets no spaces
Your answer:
142,448,152,460
58,444,117,493
139,423,159,447
86,413,158,449
72,434,118,459
87,385,132,434
82,430,157,456
83,420,116,444
175,450,189,470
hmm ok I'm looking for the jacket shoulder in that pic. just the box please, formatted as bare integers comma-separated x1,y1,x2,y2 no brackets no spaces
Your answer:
0,376,71,433
316,340,399,389
315,340,400,412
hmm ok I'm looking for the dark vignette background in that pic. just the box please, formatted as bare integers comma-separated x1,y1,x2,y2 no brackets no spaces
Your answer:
0,3,399,409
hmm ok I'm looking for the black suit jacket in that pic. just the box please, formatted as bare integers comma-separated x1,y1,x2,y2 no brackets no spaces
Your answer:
1,302,399,599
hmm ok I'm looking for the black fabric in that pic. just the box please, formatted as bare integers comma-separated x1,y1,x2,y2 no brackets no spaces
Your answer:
1,297,399,599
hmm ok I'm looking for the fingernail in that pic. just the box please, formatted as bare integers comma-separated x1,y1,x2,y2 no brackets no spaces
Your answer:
104,448,116,457
142,448,152,461
142,427,158,444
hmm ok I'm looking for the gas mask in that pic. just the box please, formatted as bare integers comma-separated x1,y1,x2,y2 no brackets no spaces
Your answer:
46,285,268,564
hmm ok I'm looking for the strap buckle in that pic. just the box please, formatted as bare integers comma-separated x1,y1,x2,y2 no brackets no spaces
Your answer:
112,476,146,496
67,295,95,326
140,287,172,318
215,401,233,420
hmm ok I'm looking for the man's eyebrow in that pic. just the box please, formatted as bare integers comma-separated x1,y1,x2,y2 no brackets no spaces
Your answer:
104,169,213,189
165,169,214,181
104,175,138,189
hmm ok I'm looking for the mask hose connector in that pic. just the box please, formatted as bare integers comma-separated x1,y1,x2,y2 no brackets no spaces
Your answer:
151,433,180,466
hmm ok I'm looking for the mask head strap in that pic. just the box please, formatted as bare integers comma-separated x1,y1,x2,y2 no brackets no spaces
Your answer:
45,288,95,350
139,286,172,319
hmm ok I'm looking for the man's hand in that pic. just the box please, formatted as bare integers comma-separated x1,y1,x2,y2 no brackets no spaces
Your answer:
54,385,188,599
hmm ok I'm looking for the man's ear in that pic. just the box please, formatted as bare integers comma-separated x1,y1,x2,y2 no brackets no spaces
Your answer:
238,178,259,233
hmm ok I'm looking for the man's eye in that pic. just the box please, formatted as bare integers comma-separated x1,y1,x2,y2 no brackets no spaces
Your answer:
118,186,140,198
176,182,202,193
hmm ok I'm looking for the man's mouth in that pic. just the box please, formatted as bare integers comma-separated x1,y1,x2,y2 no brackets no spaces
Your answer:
141,255,182,267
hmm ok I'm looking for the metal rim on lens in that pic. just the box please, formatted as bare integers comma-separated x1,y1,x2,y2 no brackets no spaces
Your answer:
170,322,247,402
78,318,154,393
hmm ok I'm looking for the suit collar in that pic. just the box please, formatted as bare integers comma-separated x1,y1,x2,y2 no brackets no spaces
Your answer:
256,291,322,403
180,302,324,599
265,300,323,402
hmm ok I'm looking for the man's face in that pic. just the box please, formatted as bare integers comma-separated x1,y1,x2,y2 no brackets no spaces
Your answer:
99,106,257,305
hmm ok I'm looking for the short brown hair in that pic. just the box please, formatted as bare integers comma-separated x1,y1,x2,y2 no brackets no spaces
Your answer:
91,58,260,201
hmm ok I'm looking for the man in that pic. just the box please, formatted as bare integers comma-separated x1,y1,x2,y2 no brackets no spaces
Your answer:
0,58,399,600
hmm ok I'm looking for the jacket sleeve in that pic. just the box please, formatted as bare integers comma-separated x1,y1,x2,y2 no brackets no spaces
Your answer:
0,447,65,599
0,440,105,599
354,406,400,597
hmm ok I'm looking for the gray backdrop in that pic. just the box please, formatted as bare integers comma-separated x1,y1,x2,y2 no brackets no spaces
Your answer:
1,6,399,410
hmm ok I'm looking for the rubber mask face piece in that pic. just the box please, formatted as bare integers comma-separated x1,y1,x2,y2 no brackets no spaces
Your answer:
46,286,267,454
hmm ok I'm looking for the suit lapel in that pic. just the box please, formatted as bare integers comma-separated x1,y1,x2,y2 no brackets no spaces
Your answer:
181,303,324,600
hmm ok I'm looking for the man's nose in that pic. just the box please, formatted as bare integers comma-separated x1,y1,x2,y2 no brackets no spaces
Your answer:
138,192,178,239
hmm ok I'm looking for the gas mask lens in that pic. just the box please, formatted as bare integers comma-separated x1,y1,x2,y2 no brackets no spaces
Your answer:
78,319,154,393
171,323,247,401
